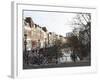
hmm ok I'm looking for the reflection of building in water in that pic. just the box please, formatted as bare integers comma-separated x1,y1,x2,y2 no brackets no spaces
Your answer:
58,48,80,63
58,48,73,63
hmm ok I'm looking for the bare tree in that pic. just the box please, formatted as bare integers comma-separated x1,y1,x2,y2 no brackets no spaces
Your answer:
67,13,91,60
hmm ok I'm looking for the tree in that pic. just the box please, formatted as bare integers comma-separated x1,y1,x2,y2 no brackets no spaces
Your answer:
45,39,63,64
67,35,80,50
42,27,48,32
24,17,34,27
71,13,91,59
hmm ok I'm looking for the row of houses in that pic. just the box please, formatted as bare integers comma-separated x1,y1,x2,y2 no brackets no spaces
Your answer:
23,17,66,51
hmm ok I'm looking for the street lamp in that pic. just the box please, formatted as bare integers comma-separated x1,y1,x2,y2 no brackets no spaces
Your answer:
38,39,41,65
24,34,27,52
24,33,29,65
45,38,46,48
48,33,49,47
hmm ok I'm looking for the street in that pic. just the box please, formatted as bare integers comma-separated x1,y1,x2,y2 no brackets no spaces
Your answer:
23,60,90,69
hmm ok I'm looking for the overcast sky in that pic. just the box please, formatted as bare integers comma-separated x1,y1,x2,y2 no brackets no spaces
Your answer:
24,10,78,37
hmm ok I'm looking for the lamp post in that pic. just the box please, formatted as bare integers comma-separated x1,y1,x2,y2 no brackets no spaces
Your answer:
24,33,28,64
45,38,46,48
24,34,27,52
38,39,41,65
48,33,49,47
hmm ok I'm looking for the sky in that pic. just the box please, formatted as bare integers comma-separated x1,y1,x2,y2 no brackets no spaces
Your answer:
24,10,78,37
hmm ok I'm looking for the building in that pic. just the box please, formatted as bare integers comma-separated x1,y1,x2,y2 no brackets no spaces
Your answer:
24,17,49,51
66,32,74,37
24,17,67,51
24,20,32,51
